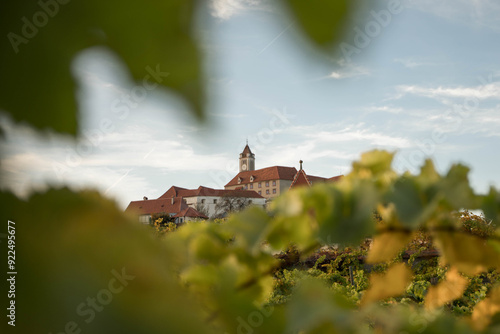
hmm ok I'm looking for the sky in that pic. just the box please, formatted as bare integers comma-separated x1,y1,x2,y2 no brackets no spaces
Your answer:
1,0,500,209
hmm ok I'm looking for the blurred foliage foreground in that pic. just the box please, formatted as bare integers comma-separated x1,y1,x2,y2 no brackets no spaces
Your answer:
2,150,500,334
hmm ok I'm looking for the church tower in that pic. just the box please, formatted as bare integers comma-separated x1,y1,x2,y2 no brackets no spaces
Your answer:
239,143,255,172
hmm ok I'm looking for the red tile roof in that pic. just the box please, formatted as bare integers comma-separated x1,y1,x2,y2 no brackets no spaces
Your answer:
127,185,263,218
241,144,253,155
125,197,187,215
160,185,263,199
289,170,343,190
173,207,208,219
158,186,191,199
289,170,312,189
307,175,328,183
327,175,344,182
225,166,297,187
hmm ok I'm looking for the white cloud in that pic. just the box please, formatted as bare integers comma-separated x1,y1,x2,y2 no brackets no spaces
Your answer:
302,63,370,83
396,83,500,100
366,106,403,114
209,0,264,20
328,67,369,79
328,60,370,80
306,128,411,148
266,122,411,160
0,119,235,207
393,58,435,69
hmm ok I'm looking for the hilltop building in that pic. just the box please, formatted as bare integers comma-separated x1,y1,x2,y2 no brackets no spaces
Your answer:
125,144,342,223
225,145,342,200
125,185,265,223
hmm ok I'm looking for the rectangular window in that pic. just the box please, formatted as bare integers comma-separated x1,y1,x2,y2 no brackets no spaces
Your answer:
249,184,253,189
272,180,276,186
258,191,261,195
265,182,269,187
201,199,205,204
258,183,261,188
213,199,217,204
266,190,270,195
273,189,277,194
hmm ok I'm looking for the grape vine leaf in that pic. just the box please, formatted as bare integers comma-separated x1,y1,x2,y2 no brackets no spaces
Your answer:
432,231,500,276
471,286,500,331
283,0,357,47
0,0,203,136
286,277,356,333
0,189,208,334
482,187,500,224
361,263,412,306
425,267,468,310
366,231,414,264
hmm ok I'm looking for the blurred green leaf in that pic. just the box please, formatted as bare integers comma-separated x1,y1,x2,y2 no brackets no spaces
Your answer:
317,181,378,246
388,177,426,228
226,206,272,255
286,277,356,333
0,189,209,334
0,0,203,135
283,0,357,47
438,164,477,210
481,187,500,224
351,150,395,177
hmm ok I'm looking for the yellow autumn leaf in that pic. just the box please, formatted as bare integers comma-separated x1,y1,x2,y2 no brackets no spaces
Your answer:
471,286,500,331
432,232,500,276
366,231,414,264
361,263,412,306
425,267,468,310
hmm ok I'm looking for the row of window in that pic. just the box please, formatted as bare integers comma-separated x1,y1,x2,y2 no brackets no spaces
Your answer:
199,199,253,204
200,199,217,204
249,180,276,189
257,189,277,195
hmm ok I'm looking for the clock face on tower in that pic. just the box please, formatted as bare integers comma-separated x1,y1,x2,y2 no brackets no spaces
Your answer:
242,163,247,171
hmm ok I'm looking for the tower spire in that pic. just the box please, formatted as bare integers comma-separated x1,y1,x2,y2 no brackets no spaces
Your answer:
239,142,255,172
